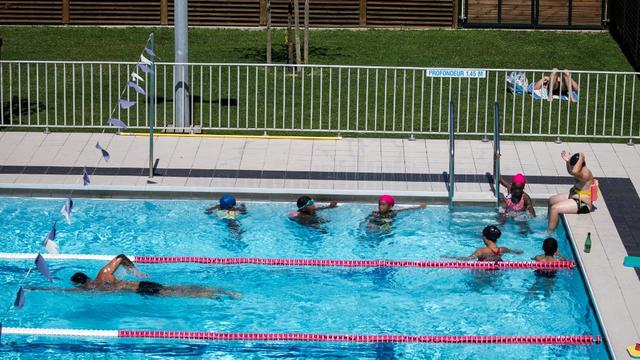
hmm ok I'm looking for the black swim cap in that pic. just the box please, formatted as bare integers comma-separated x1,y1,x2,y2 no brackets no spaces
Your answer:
543,237,558,256
569,153,580,166
297,196,312,210
482,225,502,242
71,272,89,285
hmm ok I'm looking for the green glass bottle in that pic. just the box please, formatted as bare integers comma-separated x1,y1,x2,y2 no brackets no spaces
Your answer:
584,232,592,253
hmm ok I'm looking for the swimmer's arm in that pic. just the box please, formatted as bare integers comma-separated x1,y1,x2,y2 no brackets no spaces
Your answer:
238,203,247,214
442,249,480,261
395,203,427,213
98,254,148,280
204,205,220,214
493,153,511,191
24,287,83,292
316,201,338,211
524,194,536,217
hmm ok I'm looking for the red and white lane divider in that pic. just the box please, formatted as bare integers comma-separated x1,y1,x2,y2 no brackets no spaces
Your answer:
0,327,600,345
0,253,575,270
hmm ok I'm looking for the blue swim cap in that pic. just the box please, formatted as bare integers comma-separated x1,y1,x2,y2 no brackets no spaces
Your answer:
219,194,236,210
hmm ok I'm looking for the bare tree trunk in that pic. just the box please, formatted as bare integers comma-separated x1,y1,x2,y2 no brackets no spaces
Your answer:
293,0,301,69
266,0,272,64
303,0,309,64
287,0,294,71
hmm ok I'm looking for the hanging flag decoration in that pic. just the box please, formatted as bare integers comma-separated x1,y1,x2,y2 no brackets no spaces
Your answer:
118,99,136,109
13,287,25,309
130,72,144,83
43,223,59,255
35,254,52,281
82,167,91,186
140,54,152,65
138,63,152,74
127,81,146,96
144,47,155,57
108,118,128,129
95,142,110,162
61,198,73,224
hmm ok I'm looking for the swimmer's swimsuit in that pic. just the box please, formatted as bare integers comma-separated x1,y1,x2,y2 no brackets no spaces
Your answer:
534,269,558,278
137,281,163,296
571,186,591,214
217,210,239,220
505,194,525,212
478,247,502,262
370,211,395,230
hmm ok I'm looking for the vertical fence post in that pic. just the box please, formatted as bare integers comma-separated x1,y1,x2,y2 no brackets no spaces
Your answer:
449,100,455,210
62,0,70,24
359,0,367,27
493,101,500,209
148,33,156,179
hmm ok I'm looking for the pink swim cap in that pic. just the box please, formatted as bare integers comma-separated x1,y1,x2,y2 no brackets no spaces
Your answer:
378,194,395,207
512,173,526,185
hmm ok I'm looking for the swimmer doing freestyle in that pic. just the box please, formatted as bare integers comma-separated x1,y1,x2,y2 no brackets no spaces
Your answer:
27,254,241,299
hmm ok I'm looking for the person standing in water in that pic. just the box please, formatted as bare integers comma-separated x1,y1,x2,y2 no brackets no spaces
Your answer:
289,196,338,229
28,255,241,299
366,195,426,231
444,225,523,261
546,151,595,233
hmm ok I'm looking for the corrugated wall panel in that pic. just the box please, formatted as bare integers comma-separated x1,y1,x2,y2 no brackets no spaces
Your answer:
367,0,453,27
0,0,62,24
69,0,160,25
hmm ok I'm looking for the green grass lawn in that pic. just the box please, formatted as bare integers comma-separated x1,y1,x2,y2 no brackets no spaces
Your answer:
0,27,633,71
0,26,637,141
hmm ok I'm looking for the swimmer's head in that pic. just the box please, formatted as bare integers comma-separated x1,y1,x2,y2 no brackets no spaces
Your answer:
482,225,502,243
297,195,316,214
71,272,89,285
543,237,558,256
219,194,237,210
378,195,395,213
512,173,526,185
569,153,585,166
511,173,526,196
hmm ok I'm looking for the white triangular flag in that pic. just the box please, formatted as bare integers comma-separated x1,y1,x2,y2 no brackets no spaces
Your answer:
140,54,151,65
130,72,144,83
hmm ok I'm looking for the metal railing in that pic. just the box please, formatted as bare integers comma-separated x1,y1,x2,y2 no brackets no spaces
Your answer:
1,60,638,141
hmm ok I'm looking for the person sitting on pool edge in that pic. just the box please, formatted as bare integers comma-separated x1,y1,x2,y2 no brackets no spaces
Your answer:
533,237,567,278
444,225,523,261
289,196,338,229
546,151,595,233
367,195,426,231
28,254,241,299
205,194,247,238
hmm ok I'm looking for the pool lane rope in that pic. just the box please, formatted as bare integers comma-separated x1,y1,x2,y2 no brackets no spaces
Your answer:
0,327,600,345
0,253,575,270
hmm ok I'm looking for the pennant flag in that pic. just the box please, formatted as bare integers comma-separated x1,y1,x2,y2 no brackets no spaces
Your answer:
138,63,152,74
127,81,146,96
144,47,155,58
108,118,128,129
61,198,73,224
82,167,91,186
43,223,59,254
118,99,136,109
140,54,151,65
95,142,110,162
14,287,25,309
35,254,52,281
130,72,144,83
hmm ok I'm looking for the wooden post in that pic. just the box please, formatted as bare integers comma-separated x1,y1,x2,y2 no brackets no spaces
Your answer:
62,0,70,24
160,0,168,25
359,0,366,27
266,0,272,63
303,0,309,64
452,0,458,28
259,0,266,26
294,0,301,68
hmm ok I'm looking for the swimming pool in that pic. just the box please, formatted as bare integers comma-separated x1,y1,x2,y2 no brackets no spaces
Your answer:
0,197,609,359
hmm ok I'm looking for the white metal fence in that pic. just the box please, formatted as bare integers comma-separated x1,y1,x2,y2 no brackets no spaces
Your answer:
1,60,638,141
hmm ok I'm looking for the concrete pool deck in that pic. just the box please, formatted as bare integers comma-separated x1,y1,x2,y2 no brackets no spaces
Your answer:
0,130,639,358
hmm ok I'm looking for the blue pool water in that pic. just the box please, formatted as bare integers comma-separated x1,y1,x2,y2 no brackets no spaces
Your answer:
0,197,609,359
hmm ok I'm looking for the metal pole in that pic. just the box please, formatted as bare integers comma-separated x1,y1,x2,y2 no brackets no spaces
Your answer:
493,101,500,209
149,33,156,179
449,100,455,210
174,0,190,128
